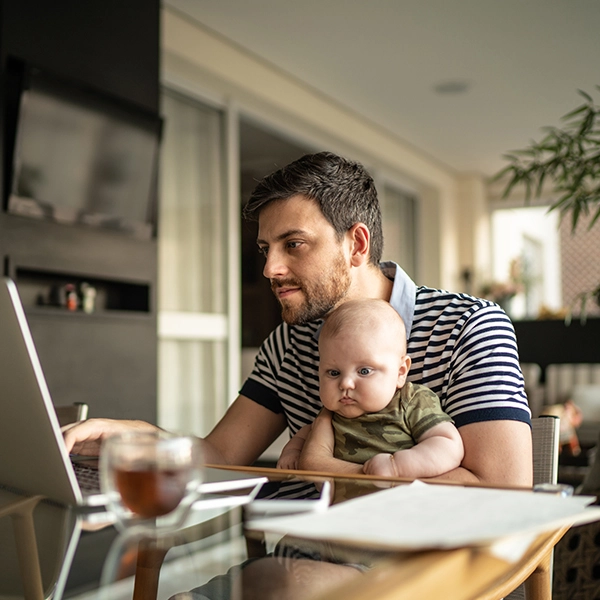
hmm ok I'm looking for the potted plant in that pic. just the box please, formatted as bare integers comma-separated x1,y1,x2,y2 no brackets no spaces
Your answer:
494,86,600,316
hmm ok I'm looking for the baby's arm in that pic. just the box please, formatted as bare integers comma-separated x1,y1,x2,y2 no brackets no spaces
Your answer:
277,424,312,469
363,422,464,478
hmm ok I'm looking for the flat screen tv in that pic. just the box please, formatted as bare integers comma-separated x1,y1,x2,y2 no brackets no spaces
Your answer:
7,64,161,239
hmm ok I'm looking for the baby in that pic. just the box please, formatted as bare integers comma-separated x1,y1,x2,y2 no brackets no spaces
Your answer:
277,298,464,478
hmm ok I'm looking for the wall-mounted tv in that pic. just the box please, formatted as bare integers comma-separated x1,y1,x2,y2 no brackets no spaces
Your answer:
7,62,161,239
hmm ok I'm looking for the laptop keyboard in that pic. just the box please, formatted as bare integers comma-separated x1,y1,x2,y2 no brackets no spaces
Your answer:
72,460,101,495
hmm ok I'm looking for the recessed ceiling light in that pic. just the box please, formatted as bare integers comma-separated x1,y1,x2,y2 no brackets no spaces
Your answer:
433,80,471,95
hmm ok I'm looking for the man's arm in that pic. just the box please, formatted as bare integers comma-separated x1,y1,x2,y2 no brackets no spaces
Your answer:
204,395,287,465
422,420,533,487
63,395,287,467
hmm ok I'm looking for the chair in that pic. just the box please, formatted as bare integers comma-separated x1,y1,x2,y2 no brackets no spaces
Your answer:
54,402,89,428
550,428,600,600
478,415,560,600
0,403,89,599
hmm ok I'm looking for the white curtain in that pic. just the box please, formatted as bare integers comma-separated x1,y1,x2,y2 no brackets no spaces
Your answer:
157,89,229,437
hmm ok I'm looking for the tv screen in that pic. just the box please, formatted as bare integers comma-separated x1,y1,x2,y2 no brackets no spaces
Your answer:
8,66,161,239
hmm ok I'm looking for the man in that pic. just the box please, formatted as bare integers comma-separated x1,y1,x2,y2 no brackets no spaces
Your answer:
64,151,532,487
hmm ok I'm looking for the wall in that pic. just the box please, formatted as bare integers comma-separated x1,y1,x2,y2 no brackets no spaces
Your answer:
561,212,600,318
0,0,160,425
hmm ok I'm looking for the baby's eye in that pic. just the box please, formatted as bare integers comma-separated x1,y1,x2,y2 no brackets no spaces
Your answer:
358,367,372,376
327,369,340,377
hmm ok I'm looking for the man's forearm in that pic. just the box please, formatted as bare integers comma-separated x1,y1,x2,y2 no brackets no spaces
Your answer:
420,465,486,485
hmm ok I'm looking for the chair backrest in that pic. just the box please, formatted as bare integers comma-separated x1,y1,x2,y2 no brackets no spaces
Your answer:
54,402,89,428
503,416,561,600
531,415,560,487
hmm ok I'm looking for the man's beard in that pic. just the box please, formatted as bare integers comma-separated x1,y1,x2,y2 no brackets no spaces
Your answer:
271,254,351,326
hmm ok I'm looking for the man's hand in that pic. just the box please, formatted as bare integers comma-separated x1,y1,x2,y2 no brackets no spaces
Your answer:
62,418,159,455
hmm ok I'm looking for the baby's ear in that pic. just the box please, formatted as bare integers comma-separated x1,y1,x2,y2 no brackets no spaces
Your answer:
397,355,412,387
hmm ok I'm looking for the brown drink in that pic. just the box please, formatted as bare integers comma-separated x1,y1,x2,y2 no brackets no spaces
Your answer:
115,465,188,519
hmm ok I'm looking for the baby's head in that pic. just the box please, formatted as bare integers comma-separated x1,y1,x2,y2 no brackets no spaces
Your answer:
318,299,411,418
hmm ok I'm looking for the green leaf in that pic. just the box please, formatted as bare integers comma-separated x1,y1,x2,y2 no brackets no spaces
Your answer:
562,103,589,120
490,165,512,182
580,294,588,325
577,89,593,103
568,203,579,232
590,204,600,229
502,171,523,199
535,170,547,196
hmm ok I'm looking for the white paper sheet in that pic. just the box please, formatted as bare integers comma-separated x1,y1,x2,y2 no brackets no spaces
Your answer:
246,481,600,552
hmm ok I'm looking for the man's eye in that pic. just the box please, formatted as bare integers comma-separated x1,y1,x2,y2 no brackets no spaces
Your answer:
287,241,301,250
359,368,372,376
257,247,268,256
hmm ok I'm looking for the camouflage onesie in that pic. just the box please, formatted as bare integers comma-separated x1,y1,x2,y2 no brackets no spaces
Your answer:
332,381,453,464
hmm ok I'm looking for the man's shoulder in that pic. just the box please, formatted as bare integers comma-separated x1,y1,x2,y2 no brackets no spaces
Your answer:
414,286,505,322
415,285,493,310
411,286,513,339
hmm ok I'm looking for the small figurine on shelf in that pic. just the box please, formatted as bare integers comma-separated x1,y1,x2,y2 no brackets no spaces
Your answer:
65,283,78,311
80,282,97,314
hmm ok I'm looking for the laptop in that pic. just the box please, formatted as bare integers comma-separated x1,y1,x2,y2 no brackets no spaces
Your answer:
0,277,266,507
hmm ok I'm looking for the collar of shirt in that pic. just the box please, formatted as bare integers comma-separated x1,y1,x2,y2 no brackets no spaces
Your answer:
380,261,417,340
312,261,417,341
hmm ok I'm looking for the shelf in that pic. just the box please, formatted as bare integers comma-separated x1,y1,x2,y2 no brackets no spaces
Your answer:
14,267,151,316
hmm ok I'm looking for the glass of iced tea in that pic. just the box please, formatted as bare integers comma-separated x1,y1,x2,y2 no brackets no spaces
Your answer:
100,431,204,532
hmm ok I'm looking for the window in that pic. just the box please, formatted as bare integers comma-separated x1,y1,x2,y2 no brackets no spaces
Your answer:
157,88,230,436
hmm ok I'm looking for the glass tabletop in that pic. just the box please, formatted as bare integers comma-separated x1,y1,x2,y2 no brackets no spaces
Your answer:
95,470,393,600
86,467,569,600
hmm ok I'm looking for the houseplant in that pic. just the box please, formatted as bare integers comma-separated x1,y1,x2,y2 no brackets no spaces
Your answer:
493,86,600,316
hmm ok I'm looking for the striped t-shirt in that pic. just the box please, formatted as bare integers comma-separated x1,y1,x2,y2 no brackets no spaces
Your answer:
240,262,531,435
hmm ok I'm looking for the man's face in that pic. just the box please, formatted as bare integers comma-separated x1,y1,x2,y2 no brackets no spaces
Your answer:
257,195,352,325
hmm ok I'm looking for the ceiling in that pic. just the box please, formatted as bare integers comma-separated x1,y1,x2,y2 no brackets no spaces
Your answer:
164,0,600,177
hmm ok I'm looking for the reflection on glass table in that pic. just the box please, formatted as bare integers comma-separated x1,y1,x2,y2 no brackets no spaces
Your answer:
0,486,81,600
91,467,584,600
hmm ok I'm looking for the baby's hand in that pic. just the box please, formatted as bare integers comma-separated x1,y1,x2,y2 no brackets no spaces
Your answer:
277,447,301,469
363,453,398,477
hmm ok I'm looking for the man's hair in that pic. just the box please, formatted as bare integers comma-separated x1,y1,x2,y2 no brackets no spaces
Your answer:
243,152,383,265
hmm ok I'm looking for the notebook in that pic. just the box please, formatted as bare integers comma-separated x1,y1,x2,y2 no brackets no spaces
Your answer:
0,277,267,507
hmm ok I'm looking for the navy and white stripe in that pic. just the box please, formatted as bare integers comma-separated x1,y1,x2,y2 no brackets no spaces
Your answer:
240,263,531,435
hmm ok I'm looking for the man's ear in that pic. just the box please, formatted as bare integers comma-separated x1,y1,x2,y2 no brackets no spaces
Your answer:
397,354,412,388
347,223,370,267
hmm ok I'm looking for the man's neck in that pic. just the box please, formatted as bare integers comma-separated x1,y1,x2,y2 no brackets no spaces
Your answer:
349,263,393,302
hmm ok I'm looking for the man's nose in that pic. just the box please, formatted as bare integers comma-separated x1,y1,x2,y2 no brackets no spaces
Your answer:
263,248,288,280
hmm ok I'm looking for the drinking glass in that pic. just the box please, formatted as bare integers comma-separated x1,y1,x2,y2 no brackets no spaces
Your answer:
100,430,204,533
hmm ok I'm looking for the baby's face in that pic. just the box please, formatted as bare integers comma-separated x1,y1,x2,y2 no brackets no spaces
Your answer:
319,330,409,419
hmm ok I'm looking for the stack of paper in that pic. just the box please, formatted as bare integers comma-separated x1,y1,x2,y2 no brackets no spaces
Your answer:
246,481,600,553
